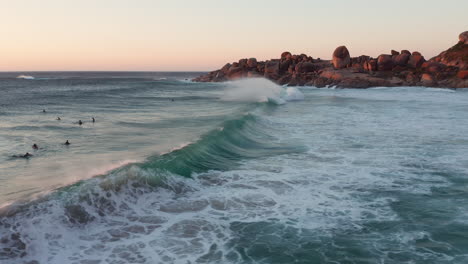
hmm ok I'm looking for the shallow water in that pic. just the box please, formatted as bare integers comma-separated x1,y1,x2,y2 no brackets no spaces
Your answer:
1,73,468,264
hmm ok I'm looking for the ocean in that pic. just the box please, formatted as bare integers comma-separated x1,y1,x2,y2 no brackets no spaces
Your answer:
1,72,468,264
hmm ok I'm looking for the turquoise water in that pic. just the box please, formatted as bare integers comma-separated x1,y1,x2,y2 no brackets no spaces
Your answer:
1,73,468,264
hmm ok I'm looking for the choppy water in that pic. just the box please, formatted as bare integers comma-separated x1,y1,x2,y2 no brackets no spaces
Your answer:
1,72,468,264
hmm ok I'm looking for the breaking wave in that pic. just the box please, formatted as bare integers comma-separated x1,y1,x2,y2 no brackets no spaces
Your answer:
0,109,306,263
221,78,304,105
16,75,35,80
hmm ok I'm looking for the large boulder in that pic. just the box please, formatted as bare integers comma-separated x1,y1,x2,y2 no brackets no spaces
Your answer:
391,50,400,56
332,46,351,69
247,58,257,68
401,50,411,55
408,52,426,68
459,31,468,44
364,59,377,72
377,54,394,71
238,59,248,68
281,51,292,60
393,53,410,66
421,73,436,86
298,54,308,62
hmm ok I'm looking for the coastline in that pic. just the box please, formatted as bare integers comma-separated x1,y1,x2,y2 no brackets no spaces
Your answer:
193,31,468,89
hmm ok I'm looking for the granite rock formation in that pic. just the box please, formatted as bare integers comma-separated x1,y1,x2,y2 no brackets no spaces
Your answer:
193,32,468,88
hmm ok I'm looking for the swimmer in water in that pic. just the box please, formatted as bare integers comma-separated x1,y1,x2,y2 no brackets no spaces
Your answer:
32,144,38,150
57,117,61,120
78,120,83,125
42,109,46,113
65,140,70,145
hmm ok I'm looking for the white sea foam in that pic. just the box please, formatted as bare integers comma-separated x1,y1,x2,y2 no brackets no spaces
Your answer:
16,75,35,80
2,84,468,264
221,78,304,104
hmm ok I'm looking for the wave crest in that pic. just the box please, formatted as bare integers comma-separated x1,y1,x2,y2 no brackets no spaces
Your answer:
221,78,304,104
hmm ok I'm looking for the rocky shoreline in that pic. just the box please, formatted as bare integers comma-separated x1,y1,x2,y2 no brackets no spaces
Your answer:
193,31,468,88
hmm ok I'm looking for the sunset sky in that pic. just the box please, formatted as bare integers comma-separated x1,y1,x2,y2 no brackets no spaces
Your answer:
1,0,467,71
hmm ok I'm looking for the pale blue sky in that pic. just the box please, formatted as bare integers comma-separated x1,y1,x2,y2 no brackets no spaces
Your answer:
0,0,467,70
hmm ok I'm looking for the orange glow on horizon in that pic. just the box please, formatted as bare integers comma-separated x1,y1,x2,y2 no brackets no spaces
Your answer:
0,0,466,71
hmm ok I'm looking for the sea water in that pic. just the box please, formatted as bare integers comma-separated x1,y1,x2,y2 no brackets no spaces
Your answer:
1,72,468,264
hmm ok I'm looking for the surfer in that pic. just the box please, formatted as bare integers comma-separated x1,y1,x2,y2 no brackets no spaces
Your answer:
65,140,71,145
57,117,61,120
23,152,33,158
78,120,83,125
32,144,38,150
92,117,95,123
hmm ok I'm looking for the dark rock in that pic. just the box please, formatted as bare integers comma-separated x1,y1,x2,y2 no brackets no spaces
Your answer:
277,74,292,85
227,66,245,79
405,72,419,84
238,59,248,68
264,60,280,74
364,59,377,71
332,46,351,69
377,54,393,71
220,63,231,73
295,62,316,73
247,58,257,68
408,53,426,68
422,61,445,73
311,77,329,88
279,60,291,73
393,53,410,66
281,51,292,60
391,50,400,56
459,31,468,44
421,73,436,86
401,50,411,55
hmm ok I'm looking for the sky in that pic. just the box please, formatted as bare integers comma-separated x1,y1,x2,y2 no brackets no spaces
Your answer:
0,0,467,71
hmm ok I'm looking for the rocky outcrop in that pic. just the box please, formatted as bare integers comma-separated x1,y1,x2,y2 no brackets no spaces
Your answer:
431,37,468,71
193,31,468,88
